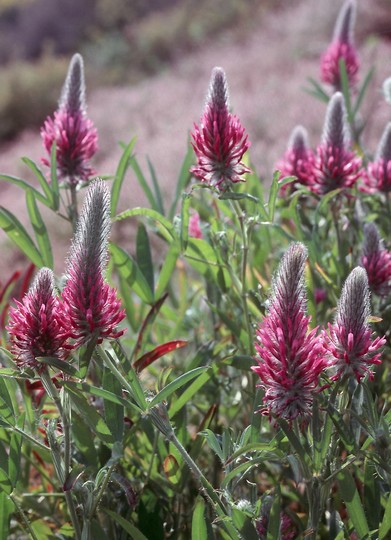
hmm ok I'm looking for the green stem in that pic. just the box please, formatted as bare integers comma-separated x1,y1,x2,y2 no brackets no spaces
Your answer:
89,463,116,520
69,184,79,232
149,405,239,539
40,371,82,540
9,493,40,540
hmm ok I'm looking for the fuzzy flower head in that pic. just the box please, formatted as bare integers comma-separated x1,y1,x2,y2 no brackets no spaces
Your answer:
7,268,69,373
61,180,125,346
188,211,203,239
310,92,362,195
320,0,359,91
362,122,391,193
361,223,391,297
41,53,98,187
190,67,251,190
324,267,385,382
252,243,327,422
276,125,316,192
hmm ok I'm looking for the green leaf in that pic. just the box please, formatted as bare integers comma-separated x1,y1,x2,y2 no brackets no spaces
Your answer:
267,170,281,222
0,174,50,207
105,349,147,412
136,223,154,293
185,238,231,287
62,381,135,412
0,491,12,539
22,156,54,208
130,157,159,211
200,429,224,462
0,207,44,267
49,142,59,211
180,193,191,251
155,243,180,298
192,497,208,540
149,367,208,408
338,468,370,539
169,142,194,220
71,412,99,468
379,490,391,540
103,368,124,444
65,385,113,444
0,469,12,495
110,243,154,304
353,67,374,117
304,77,330,103
26,190,53,268
231,508,259,540
363,458,380,532
147,158,165,215
168,364,219,418
267,491,281,540
114,207,177,243
8,413,24,488
111,137,137,216
104,509,149,540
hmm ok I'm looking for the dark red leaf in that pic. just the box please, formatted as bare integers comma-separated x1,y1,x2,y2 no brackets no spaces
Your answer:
134,340,188,372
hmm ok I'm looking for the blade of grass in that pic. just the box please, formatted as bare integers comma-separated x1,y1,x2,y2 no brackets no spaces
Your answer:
111,137,137,216
25,190,53,268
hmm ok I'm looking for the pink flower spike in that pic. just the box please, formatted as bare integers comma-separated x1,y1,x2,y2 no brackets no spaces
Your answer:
41,53,98,187
7,268,69,373
320,0,359,91
362,122,391,193
252,243,327,422
310,92,362,195
60,180,125,347
190,67,251,191
276,125,316,192
324,267,385,382
361,223,391,297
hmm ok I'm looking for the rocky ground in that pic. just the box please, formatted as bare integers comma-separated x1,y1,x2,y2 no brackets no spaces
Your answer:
0,0,390,277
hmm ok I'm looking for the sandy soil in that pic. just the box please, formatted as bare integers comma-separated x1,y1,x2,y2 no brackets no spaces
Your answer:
0,0,390,277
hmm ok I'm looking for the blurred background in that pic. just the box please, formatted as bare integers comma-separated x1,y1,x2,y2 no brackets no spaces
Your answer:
0,0,390,274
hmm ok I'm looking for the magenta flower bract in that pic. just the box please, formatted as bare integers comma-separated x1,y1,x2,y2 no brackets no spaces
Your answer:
60,180,125,346
276,125,315,192
190,67,251,190
252,243,327,422
41,53,98,187
188,212,203,239
310,92,362,195
362,122,391,193
324,267,385,382
7,268,69,373
320,0,359,91
361,223,391,297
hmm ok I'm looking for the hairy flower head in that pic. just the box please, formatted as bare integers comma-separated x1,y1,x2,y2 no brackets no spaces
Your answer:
361,223,391,297
362,122,391,193
320,0,359,90
276,125,315,192
310,93,362,194
41,53,98,187
190,67,250,190
324,267,385,381
7,268,69,372
252,243,327,422
61,179,125,346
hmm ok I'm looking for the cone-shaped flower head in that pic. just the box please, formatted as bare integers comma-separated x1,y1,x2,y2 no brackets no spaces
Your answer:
361,223,391,296
362,123,391,193
61,179,125,346
324,267,385,382
190,67,251,190
7,268,69,373
311,93,362,194
252,243,327,422
276,125,316,192
320,0,359,90
41,53,98,187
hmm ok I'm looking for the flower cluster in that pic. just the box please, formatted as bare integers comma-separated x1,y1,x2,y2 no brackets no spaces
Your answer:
276,93,362,196
276,125,315,192
323,267,385,382
252,243,327,422
362,122,391,193
7,180,125,372
7,268,69,373
41,53,98,187
361,223,391,296
190,67,251,190
320,0,359,91
253,244,385,421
